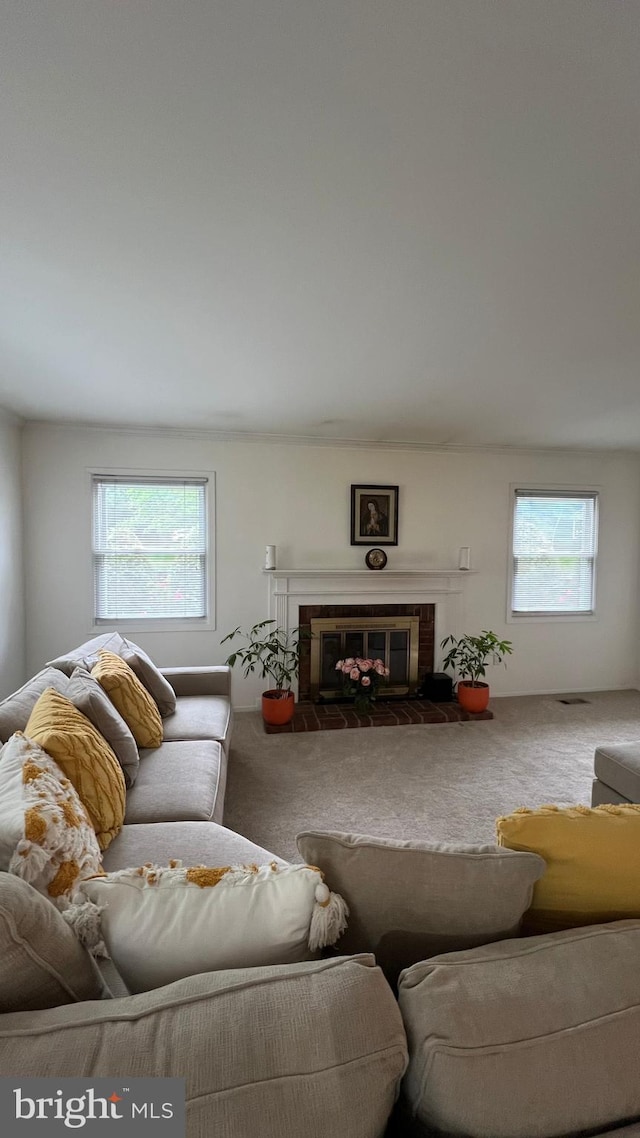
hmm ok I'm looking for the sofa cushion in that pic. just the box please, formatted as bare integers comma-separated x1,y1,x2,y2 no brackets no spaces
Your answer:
25,688,126,851
161,665,231,698
0,955,407,1138
597,1127,640,1137
102,821,287,872
48,631,176,716
123,740,225,825
398,920,640,1138
91,651,163,750
81,862,348,993
0,733,103,905
161,694,233,749
297,829,545,984
0,873,103,1012
67,667,139,788
0,668,71,743
591,778,630,807
594,741,640,804
496,803,640,935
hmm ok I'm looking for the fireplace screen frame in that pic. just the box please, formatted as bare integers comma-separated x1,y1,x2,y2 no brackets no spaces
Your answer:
309,616,420,701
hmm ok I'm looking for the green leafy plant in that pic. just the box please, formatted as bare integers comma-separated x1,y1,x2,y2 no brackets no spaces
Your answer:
222,620,312,698
440,630,513,688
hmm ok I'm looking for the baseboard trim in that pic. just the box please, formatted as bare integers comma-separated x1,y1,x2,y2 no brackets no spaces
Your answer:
491,685,639,698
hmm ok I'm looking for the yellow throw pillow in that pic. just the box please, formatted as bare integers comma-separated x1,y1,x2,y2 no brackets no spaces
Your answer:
26,688,126,851
91,650,163,750
496,803,640,935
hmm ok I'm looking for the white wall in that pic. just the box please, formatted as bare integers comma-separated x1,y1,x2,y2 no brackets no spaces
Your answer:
0,411,24,696
22,423,640,706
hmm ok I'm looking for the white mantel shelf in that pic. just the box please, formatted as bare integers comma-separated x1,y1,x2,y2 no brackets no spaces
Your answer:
266,568,474,601
265,568,474,578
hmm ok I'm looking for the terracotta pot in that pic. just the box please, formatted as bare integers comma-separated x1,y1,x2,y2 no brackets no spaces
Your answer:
261,689,295,726
457,680,490,714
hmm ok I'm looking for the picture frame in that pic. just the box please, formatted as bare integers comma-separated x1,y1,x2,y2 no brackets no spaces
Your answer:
350,484,399,546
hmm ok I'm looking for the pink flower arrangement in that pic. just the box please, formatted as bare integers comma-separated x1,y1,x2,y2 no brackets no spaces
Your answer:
335,656,390,711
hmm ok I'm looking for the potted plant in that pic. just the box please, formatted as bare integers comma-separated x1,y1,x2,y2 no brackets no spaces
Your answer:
222,620,311,726
440,629,513,713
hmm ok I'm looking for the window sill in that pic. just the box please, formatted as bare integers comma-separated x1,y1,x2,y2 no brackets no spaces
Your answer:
506,612,597,625
92,619,215,634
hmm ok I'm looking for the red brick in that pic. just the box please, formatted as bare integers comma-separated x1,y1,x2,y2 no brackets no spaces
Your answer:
262,698,492,733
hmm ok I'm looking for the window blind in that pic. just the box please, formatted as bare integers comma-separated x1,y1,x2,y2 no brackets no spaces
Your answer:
512,490,598,616
93,477,208,621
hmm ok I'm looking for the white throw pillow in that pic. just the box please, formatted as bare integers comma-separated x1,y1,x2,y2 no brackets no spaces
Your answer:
0,732,103,907
80,861,348,993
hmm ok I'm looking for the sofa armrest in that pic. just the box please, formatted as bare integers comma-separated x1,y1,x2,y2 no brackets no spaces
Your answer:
0,956,407,1138
161,665,231,698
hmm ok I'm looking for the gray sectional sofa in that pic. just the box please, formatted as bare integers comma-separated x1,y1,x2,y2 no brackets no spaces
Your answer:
0,637,408,1137
0,639,292,878
1,636,640,1138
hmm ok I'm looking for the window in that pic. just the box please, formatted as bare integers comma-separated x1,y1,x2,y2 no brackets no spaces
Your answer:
510,489,598,617
92,476,208,622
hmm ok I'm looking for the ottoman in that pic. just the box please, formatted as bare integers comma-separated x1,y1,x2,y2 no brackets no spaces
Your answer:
592,741,640,806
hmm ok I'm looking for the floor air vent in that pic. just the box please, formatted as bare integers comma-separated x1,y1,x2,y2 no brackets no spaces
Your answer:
557,698,591,705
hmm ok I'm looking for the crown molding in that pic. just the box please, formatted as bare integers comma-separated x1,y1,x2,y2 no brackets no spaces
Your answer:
22,419,640,459
0,407,25,428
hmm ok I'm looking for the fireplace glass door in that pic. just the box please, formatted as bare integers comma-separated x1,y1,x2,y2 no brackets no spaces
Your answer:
310,617,419,701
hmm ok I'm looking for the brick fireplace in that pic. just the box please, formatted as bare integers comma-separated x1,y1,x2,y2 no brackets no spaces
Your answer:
266,567,470,698
262,569,485,733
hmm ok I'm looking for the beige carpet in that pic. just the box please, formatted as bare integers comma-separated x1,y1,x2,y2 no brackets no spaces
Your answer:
223,689,640,862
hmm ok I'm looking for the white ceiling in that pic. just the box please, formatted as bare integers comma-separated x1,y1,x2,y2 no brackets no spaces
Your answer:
1,1,639,450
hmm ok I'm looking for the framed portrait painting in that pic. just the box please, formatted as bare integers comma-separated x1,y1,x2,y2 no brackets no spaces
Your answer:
350,485,399,546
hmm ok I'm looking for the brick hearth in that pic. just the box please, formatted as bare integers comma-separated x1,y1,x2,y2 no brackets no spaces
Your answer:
263,699,493,733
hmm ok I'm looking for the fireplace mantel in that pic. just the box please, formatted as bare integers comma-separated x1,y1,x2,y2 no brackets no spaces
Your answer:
266,568,474,688
266,568,473,579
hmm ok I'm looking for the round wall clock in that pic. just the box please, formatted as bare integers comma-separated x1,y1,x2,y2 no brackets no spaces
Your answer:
365,547,388,571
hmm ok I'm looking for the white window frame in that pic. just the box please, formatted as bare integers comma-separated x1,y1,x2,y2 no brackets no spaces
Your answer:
506,484,599,624
89,468,216,633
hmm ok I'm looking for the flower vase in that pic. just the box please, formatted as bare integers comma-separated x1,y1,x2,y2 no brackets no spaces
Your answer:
353,694,374,714
335,656,391,716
